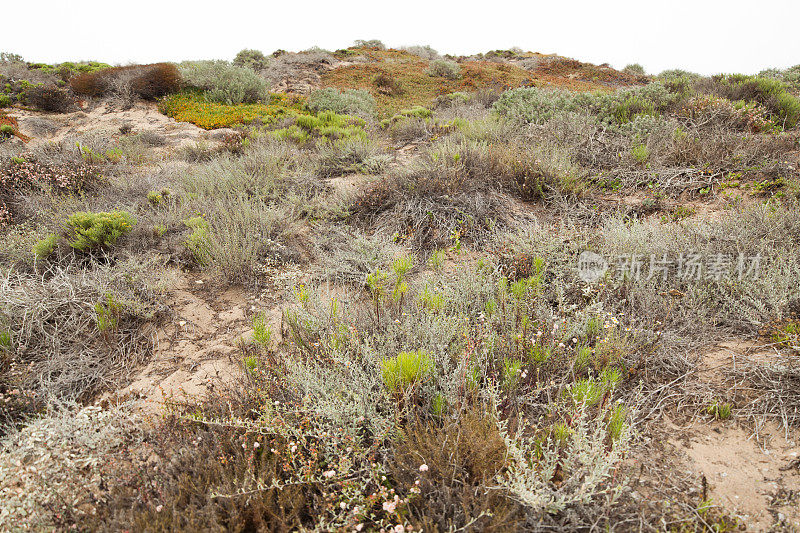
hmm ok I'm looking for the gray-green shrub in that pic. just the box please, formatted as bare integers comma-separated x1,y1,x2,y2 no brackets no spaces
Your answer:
308,88,376,119
178,60,269,104
427,59,461,80
232,49,269,71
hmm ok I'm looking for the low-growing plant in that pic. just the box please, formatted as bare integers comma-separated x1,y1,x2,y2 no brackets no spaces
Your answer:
183,216,211,266
252,310,273,348
707,401,732,420
65,211,136,252
32,233,59,260
158,91,302,129
381,349,434,392
94,293,122,333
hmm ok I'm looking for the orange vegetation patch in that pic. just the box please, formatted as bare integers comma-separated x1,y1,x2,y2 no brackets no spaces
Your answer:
531,56,645,88
323,52,623,115
0,111,29,142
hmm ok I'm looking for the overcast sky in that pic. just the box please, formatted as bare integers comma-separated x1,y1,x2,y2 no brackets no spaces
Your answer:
3,0,799,75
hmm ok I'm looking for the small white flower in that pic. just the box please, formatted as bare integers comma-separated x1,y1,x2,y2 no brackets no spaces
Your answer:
419,464,429,472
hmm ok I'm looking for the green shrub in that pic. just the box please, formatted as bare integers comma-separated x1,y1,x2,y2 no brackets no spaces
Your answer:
271,110,366,143
493,86,585,124
0,124,13,137
94,294,122,332
233,49,269,71
183,216,211,265
710,74,800,128
493,83,676,126
308,88,376,118
381,349,434,392
630,142,650,164
0,330,10,351
65,211,136,252
32,234,59,259
178,60,269,104
0,94,10,107
252,311,273,348
426,59,461,80
622,63,646,76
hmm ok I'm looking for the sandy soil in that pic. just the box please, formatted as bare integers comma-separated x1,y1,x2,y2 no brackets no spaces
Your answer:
672,341,800,530
8,101,233,149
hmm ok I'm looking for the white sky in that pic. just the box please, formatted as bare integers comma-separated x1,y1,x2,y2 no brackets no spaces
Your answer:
3,0,799,75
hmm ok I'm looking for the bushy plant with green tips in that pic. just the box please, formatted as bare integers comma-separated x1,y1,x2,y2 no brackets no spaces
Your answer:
707,400,732,420
252,310,273,349
381,349,434,392
271,110,367,143
65,211,136,252
502,358,524,390
418,285,444,314
0,330,11,351
566,378,605,407
631,142,650,165
607,403,628,441
427,249,445,271
183,216,211,266
94,293,123,333
32,234,59,260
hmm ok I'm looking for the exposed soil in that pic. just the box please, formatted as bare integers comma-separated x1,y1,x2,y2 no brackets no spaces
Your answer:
670,341,800,530
8,101,232,150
